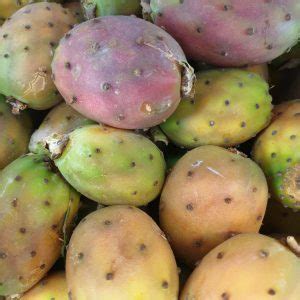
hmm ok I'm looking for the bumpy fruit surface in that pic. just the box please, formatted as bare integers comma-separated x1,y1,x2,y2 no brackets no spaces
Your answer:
180,233,300,300
21,272,68,300
253,100,300,210
29,102,94,154
0,3,77,110
161,69,272,148
49,124,166,206
146,0,300,66
160,145,268,266
0,0,62,20
0,154,80,296
81,0,141,19
52,15,194,129
0,95,32,169
66,206,179,300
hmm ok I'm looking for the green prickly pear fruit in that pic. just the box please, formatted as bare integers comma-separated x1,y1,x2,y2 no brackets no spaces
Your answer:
160,69,272,148
29,103,95,155
81,0,141,19
47,124,166,206
66,205,179,300
21,272,68,300
0,3,77,110
0,154,80,296
0,95,32,169
180,233,300,300
160,145,268,266
252,100,300,210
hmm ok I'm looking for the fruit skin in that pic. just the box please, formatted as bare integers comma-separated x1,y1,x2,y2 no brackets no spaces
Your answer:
50,124,166,206
160,145,268,266
252,100,300,210
0,154,80,296
81,0,141,19
146,0,300,66
64,2,85,23
0,95,32,169
66,205,179,300
52,15,194,129
21,272,68,300
243,64,269,82
0,0,62,20
0,3,77,110
160,69,272,148
29,102,95,155
180,233,300,300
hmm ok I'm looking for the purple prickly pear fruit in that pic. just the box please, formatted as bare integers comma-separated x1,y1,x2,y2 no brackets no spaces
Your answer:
0,95,32,169
145,0,300,66
52,15,194,129
0,154,80,296
66,206,179,300
21,272,68,300
160,69,272,148
180,234,300,299
160,145,268,266
0,3,77,110
64,2,85,23
46,124,166,206
252,100,300,210
29,102,95,155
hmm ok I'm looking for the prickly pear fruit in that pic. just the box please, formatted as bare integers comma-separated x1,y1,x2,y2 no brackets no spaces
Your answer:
262,200,300,236
66,205,179,300
47,124,166,206
252,100,300,210
0,154,80,296
142,0,300,66
0,95,32,169
160,69,272,148
64,2,85,23
0,3,77,110
52,15,194,129
160,145,268,266
21,272,68,300
180,233,300,300
81,0,141,19
29,102,95,155
145,0,300,66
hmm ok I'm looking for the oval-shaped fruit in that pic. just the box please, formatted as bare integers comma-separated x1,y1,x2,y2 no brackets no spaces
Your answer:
29,102,95,154
147,0,300,66
180,233,300,300
52,15,194,129
0,95,32,169
49,124,166,206
252,100,300,210
0,154,80,296
21,272,68,300
66,205,179,300
64,2,85,23
160,145,268,266
0,3,77,110
160,69,272,148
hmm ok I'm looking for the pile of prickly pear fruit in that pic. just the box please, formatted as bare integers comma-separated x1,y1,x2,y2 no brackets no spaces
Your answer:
0,1,300,299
